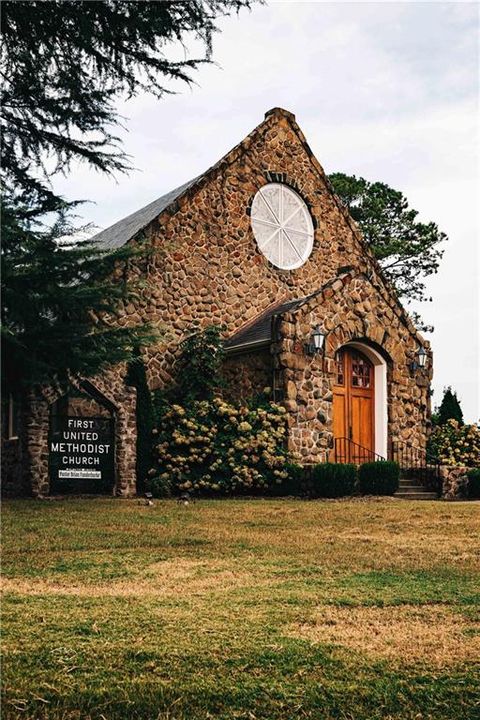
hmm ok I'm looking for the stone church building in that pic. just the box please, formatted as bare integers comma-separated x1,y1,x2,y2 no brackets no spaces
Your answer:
2,108,433,496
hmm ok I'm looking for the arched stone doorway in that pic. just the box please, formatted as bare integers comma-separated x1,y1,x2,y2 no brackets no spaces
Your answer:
332,341,388,461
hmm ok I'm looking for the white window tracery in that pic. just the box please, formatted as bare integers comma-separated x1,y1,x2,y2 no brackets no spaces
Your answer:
250,183,314,269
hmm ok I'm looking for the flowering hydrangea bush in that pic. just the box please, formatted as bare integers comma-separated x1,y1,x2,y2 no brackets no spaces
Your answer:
149,395,290,495
428,420,480,467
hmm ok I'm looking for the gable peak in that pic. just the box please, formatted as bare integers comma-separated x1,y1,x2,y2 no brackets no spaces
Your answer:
264,107,296,122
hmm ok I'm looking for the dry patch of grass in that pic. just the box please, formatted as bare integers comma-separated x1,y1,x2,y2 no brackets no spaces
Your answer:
0,557,262,598
289,603,480,667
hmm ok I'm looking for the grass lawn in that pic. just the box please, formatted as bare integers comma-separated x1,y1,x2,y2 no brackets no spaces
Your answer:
1,497,479,719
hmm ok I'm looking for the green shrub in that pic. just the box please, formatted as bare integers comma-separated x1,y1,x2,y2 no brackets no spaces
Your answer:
311,463,357,498
125,350,155,493
269,462,305,496
149,474,173,498
358,461,400,495
467,468,480,499
176,324,226,402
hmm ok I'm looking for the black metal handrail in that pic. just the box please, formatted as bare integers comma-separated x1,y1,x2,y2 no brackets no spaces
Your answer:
334,437,386,465
391,439,441,496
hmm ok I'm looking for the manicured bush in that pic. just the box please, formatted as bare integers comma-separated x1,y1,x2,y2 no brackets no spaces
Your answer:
358,461,400,495
125,350,155,493
149,473,173,498
311,463,357,498
269,462,305,496
466,468,480,499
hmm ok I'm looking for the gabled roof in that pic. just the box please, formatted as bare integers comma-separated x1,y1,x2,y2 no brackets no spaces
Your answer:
88,108,427,349
224,264,430,354
92,176,201,250
223,297,308,352
91,108,302,251
224,270,359,353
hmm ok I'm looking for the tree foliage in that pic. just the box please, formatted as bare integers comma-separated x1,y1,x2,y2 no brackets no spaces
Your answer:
175,325,227,403
1,0,255,391
1,0,256,213
433,386,464,427
2,205,157,391
329,173,446,303
126,349,155,492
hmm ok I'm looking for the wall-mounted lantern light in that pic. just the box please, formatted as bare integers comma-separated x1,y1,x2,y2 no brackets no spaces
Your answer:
306,326,326,356
410,346,427,373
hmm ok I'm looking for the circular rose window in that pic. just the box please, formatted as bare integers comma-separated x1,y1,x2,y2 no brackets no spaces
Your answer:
250,183,314,269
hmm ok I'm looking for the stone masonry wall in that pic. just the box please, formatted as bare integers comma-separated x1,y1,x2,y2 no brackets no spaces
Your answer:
65,396,112,418
6,108,431,492
273,271,432,463
222,350,273,403
117,110,422,384
1,395,29,496
440,466,473,500
109,108,431,464
1,438,28,496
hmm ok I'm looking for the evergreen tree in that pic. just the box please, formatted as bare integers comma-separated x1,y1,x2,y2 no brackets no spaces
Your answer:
1,203,157,392
176,325,226,403
126,350,155,492
1,0,255,390
435,387,464,426
329,173,446,304
1,0,256,213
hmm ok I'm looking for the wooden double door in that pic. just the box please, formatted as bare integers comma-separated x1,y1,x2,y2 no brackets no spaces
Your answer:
332,347,375,463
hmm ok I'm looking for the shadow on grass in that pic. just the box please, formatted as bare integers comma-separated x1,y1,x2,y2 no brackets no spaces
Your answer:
2,639,478,720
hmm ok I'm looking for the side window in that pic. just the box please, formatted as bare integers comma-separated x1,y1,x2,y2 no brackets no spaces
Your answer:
5,394,21,440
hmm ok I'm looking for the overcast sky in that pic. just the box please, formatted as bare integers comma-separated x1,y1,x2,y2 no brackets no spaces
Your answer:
53,1,479,422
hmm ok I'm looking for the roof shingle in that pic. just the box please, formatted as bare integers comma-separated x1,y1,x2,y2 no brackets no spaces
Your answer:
224,297,308,352
92,176,201,250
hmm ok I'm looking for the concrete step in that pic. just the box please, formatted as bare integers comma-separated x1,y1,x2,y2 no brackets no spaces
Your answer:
395,491,438,500
398,482,427,491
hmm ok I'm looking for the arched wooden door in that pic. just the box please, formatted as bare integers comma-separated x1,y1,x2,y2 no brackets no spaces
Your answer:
332,348,375,463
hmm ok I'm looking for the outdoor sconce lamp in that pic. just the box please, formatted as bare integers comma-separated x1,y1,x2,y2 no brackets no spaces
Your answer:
410,346,427,373
306,326,326,356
